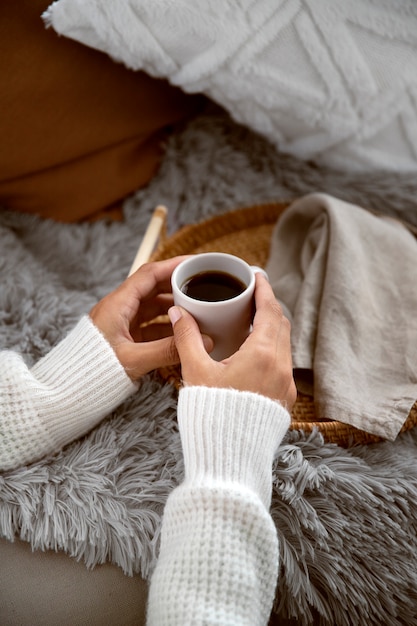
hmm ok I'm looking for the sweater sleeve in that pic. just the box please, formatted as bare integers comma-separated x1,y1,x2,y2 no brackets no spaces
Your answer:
147,385,291,626
0,316,137,472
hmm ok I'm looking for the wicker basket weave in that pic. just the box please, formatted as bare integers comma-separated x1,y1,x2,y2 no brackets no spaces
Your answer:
151,201,417,447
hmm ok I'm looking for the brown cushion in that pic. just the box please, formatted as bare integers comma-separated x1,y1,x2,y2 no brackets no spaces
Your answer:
0,1,205,222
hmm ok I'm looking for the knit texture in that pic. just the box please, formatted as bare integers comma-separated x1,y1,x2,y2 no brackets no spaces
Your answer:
147,386,290,625
44,0,417,173
0,316,137,470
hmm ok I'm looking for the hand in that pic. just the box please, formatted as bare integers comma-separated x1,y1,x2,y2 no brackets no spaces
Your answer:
89,257,211,381
168,272,297,410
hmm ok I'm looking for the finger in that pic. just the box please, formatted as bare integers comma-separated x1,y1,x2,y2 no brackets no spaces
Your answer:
102,257,189,331
117,336,180,379
168,306,214,365
108,257,189,317
251,275,294,378
136,314,214,347
127,256,190,301
250,273,286,342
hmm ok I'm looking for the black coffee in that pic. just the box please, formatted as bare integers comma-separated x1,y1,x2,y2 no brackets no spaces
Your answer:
181,270,246,301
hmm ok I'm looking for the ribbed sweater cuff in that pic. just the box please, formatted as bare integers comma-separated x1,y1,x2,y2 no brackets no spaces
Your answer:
30,316,137,449
177,386,290,509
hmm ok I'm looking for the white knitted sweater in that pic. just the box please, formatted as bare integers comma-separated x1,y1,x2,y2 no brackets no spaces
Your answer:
147,386,290,625
0,316,290,625
0,316,137,471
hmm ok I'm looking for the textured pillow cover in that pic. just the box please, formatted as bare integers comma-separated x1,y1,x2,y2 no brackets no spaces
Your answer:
44,0,417,173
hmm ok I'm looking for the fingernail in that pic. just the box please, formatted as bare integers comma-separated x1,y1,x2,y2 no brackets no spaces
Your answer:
168,306,182,326
253,267,269,281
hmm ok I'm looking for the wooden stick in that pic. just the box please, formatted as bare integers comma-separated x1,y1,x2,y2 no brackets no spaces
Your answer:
128,205,167,276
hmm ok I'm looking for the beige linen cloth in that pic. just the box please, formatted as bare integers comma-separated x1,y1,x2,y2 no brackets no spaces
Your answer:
266,193,417,441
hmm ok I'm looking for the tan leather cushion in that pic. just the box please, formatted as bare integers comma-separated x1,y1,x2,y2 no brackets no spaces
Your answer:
0,1,205,222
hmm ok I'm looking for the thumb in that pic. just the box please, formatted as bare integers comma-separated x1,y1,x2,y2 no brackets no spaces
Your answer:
168,306,213,361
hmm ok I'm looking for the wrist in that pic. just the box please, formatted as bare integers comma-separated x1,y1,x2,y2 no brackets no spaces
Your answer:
177,386,290,508
30,316,137,449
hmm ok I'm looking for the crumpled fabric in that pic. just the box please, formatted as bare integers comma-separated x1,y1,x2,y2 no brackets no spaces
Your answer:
266,192,417,440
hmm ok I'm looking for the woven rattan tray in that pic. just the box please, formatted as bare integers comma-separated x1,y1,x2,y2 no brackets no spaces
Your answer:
151,201,417,447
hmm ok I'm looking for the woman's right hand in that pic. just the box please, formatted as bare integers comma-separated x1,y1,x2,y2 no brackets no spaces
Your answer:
168,272,297,411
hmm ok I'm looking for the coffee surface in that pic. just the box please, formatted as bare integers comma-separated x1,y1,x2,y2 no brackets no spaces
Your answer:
181,270,246,301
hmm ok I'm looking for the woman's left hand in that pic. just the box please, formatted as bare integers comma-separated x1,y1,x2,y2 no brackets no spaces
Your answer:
89,257,212,380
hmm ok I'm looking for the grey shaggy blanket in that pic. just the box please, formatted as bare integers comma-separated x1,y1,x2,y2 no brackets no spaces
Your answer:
1,104,417,625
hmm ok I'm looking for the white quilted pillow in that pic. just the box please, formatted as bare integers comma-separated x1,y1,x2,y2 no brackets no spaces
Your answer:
44,0,417,172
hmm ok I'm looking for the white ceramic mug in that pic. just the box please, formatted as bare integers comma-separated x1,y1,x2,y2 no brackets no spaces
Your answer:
171,252,266,361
